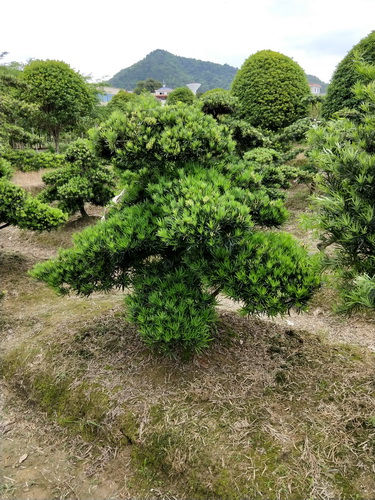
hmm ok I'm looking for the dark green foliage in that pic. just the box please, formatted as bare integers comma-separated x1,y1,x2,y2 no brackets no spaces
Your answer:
133,78,162,94
273,117,315,150
22,60,97,152
32,104,319,356
199,89,238,119
109,49,238,93
242,147,301,198
221,117,271,155
39,139,116,217
322,31,375,118
231,50,310,131
0,179,67,230
309,60,375,313
166,87,195,105
3,149,66,171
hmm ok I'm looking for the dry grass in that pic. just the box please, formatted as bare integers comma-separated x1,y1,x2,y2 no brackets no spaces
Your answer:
1,183,375,499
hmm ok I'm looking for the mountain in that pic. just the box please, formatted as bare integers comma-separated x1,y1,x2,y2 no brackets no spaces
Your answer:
109,49,329,94
109,50,238,93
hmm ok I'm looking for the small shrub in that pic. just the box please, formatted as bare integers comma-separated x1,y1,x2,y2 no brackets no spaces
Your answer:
40,139,116,217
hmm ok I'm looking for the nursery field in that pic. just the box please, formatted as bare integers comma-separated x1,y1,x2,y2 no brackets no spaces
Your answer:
0,173,374,499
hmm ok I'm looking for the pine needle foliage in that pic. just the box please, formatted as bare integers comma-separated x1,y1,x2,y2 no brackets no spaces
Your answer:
309,60,375,313
31,103,320,357
322,31,375,118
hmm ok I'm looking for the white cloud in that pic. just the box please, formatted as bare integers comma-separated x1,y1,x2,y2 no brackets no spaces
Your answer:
1,0,374,83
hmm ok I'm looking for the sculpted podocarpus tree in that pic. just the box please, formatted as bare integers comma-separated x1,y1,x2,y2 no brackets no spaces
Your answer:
32,103,319,357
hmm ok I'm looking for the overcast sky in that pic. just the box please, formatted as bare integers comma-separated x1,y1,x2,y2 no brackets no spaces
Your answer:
1,0,374,84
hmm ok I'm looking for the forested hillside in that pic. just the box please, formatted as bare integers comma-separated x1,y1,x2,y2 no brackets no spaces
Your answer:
109,49,238,92
109,49,328,93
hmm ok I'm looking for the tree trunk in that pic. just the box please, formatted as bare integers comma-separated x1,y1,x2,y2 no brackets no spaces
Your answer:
52,129,60,153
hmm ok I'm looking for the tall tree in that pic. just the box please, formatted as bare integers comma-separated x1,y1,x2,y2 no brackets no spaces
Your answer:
22,60,97,152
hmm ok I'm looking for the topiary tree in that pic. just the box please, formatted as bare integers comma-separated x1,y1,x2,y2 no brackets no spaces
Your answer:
199,89,238,119
31,103,319,357
22,60,97,152
167,87,195,105
39,139,116,217
308,59,375,313
231,50,310,131
322,31,375,118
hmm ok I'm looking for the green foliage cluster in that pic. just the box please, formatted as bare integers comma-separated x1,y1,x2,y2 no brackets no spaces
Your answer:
90,103,235,177
133,78,162,94
241,147,301,199
105,90,138,114
231,50,310,131
0,180,67,230
3,148,66,171
0,157,12,179
309,59,375,313
32,104,319,356
0,57,39,147
166,87,195,105
199,89,238,119
39,139,116,217
22,60,97,152
109,49,238,93
322,31,375,118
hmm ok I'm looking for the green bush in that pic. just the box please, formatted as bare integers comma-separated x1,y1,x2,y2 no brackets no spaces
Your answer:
166,87,196,105
231,50,310,131
221,117,271,155
39,139,116,217
0,179,67,230
3,149,66,171
322,30,375,118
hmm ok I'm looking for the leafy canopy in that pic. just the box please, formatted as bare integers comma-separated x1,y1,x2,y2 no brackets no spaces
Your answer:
22,59,97,151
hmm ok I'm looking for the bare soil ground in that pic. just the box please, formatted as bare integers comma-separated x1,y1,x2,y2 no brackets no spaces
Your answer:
0,174,374,499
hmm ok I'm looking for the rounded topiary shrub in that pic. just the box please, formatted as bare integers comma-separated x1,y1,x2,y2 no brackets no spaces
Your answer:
231,50,310,131
167,87,195,105
322,30,375,118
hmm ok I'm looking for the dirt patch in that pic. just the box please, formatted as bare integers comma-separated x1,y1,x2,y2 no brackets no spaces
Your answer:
1,183,374,499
